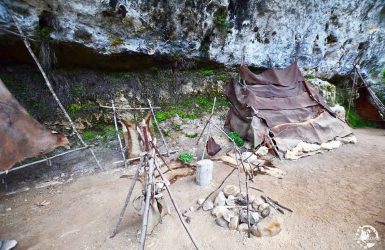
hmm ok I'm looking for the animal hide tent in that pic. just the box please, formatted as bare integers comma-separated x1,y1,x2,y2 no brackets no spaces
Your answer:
225,63,353,156
0,79,68,171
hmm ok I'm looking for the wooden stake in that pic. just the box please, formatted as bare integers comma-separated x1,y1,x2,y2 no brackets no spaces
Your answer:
0,146,89,176
110,157,144,238
9,13,102,169
196,97,217,145
139,151,155,250
148,99,170,156
112,100,128,168
153,160,201,250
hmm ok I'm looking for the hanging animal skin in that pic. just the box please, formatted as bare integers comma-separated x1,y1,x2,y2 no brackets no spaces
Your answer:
0,79,69,171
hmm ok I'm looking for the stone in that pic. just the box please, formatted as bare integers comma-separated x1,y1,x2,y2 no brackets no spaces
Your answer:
239,209,259,225
260,206,271,218
252,197,265,209
257,203,270,212
241,152,257,163
254,213,282,237
215,217,229,228
321,140,341,150
256,146,269,156
237,223,249,232
223,185,240,197
229,215,239,230
197,198,205,205
339,135,357,144
214,192,226,206
211,206,228,218
202,201,214,211
222,209,235,223
225,195,236,206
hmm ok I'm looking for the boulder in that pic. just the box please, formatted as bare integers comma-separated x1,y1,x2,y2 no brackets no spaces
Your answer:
237,223,249,232
252,197,265,209
225,195,236,206
223,185,240,197
202,201,214,211
229,215,239,230
211,206,228,218
215,217,229,228
256,146,269,156
252,211,283,237
214,191,226,206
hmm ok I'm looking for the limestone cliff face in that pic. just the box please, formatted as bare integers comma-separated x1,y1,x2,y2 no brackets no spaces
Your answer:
0,0,384,89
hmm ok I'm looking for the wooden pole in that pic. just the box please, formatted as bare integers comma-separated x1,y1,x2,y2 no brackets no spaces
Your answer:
0,146,89,176
153,160,201,250
99,105,160,110
139,152,155,250
112,100,128,168
9,13,102,169
148,99,170,156
196,97,217,145
110,157,144,238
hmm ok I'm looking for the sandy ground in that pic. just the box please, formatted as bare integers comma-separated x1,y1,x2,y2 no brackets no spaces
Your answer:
1,128,385,250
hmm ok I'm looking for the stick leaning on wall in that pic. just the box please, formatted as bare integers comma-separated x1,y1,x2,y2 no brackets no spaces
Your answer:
9,11,102,169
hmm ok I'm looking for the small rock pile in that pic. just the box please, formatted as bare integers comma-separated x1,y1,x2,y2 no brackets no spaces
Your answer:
198,185,282,237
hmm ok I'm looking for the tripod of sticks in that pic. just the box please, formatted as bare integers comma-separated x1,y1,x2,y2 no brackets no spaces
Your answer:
109,106,201,250
195,98,255,238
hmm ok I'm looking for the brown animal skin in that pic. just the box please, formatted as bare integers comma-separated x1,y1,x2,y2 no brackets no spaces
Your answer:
0,79,69,171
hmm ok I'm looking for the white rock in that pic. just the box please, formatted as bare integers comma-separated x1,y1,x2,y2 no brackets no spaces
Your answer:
211,206,228,218
215,217,229,228
252,197,265,209
256,146,269,156
257,203,270,212
223,209,235,222
339,135,357,144
223,185,240,197
229,215,239,230
225,195,236,206
321,140,341,150
253,211,283,237
197,198,205,205
241,152,257,163
214,192,226,206
237,223,249,232
202,201,214,211
330,104,346,120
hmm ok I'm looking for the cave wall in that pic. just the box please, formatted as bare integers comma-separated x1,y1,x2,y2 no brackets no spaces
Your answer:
0,0,384,91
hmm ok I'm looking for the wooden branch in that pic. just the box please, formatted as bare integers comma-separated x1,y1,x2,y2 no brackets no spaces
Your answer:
197,168,236,210
196,97,217,145
112,100,128,168
148,99,170,156
110,157,143,238
153,159,201,250
9,12,102,169
99,105,160,110
150,141,172,172
0,146,89,176
139,151,155,249
112,150,178,165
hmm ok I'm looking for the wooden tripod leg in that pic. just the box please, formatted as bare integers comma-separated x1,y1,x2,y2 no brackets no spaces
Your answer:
110,157,143,238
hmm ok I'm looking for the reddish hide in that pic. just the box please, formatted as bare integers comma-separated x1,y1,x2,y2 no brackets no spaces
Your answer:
0,79,69,171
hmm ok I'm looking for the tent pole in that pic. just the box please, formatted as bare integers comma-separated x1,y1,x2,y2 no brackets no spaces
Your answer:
112,100,128,168
9,12,102,169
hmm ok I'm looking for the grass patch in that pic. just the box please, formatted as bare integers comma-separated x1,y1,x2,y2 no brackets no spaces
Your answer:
178,152,193,164
81,125,117,143
228,131,244,147
154,95,230,123
200,69,215,76
67,103,92,117
346,109,375,128
213,7,229,30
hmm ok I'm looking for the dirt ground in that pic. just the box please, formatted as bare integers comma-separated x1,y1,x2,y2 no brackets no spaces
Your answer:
1,128,385,250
